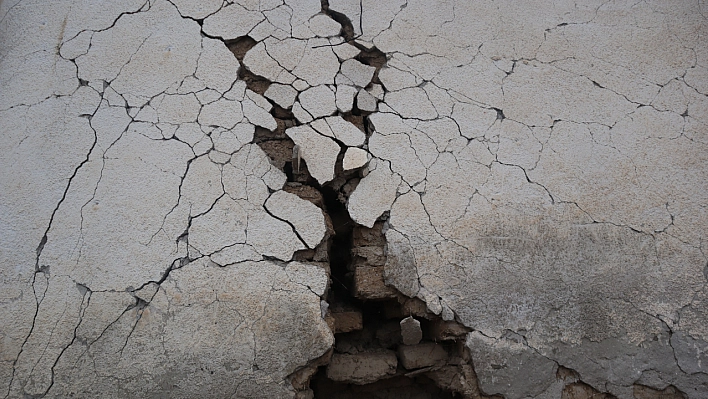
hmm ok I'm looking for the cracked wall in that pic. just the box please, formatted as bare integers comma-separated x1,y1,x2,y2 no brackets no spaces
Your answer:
0,0,707,398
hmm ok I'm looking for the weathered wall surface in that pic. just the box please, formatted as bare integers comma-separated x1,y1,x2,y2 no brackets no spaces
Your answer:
0,0,706,398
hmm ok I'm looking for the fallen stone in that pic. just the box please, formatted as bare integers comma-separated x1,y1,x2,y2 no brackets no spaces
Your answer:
400,316,422,346
398,343,448,370
326,351,398,384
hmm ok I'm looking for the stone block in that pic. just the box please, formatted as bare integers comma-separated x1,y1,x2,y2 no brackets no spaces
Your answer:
326,351,398,384
398,343,448,370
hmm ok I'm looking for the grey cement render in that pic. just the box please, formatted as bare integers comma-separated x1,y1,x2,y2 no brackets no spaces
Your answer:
0,0,706,397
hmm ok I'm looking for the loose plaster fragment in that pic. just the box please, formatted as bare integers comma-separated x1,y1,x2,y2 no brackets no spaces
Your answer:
198,98,243,129
189,196,248,256
195,88,222,104
285,261,329,297
243,42,297,85
175,123,212,156
285,125,340,185
308,14,342,37
291,39,341,86
155,93,200,124
170,0,223,19
299,85,337,119
264,83,298,108
76,0,201,107
343,148,370,171
208,149,232,164
195,38,241,93
265,190,327,249
378,66,420,92
348,159,402,228
247,207,306,260
368,84,384,100
312,116,365,147
340,59,376,88
357,88,377,112
336,84,358,113
242,97,277,131
292,101,314,123
329,38,362,61
59,30,93,60
384,87,437,120
293,79,310,92
202,3,265,40
179,154,224,217
211,123,255,154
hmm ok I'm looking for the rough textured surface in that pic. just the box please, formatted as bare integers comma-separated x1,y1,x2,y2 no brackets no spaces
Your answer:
1,0,707,398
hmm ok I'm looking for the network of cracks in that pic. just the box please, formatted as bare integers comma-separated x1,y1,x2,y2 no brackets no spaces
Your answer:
220,3,691,398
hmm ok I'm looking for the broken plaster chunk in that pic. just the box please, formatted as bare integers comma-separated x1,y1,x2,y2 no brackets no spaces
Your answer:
155,93,200,124
211,123,255,154
343,148,370,171
299,85,337,119
170,0,223,19
400,316,423,346
265,190,327,249
198,98,243,129
384,87,437,120
243,42,297,85
210,244,262,266
341,59,376,88
243,98,277,131
311,116,365,147
285,125,341,185
330,37,361,60
202,3,264,40
196,37,241,93
368,84,385,100
326,351,398,385
293,79,310,92
378,66,420,92
398,343,448,370
347,159,401,228
195,88,222,105
285,261,329,297
247,208,306,261
174,123,212,156
336,85,357,113
357,89,377,112
291,38,341,86
224,80,247,101
292,101,314,124
208,149,231,164
189,196,247,256
307,13,342,37
264,83,298,109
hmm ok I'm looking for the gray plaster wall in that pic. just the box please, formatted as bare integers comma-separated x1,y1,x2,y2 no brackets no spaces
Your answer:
0,0,706,398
